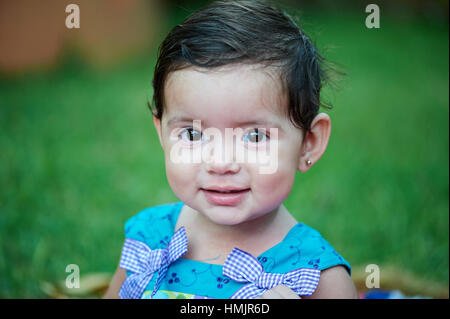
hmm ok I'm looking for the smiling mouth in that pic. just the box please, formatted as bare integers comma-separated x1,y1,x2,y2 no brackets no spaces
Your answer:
202,188,250,193
200,188,250,206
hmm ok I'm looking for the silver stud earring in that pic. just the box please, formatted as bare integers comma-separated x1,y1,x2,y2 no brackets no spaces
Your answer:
306,159,312,165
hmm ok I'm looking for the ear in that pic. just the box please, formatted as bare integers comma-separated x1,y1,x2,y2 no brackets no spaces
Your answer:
298,113,331,172
153,115,163,146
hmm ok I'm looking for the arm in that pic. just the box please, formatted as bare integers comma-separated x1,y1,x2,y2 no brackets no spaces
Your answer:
256,265,358,299
103,263,127,299
303,265,358,299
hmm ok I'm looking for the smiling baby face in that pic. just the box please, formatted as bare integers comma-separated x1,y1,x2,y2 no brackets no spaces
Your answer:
153,64,305,226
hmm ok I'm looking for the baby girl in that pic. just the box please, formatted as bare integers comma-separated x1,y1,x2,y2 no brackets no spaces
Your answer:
104,0,357,299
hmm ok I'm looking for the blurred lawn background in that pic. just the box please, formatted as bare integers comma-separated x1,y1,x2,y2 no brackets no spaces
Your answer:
0,0,448,298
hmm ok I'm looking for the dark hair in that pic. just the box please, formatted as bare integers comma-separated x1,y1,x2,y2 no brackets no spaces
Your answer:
151,0,333,132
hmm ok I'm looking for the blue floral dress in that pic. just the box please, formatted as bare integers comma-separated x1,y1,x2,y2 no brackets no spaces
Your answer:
119,202,351,299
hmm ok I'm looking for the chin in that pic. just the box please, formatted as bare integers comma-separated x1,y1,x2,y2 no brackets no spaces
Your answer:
204,205,248,225
207,204,276,227
188,201,252,226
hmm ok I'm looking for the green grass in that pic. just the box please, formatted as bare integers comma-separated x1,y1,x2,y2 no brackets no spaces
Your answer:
0,7,448,297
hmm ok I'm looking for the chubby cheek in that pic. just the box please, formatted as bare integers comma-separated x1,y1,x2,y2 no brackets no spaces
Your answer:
250,143,299,210
251,164,296,210
164,156,198,200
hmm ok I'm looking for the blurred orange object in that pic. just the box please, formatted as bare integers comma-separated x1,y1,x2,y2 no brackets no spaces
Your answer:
0,0,165,75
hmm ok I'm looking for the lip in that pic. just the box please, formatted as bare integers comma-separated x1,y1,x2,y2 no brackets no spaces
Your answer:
201,187,250,206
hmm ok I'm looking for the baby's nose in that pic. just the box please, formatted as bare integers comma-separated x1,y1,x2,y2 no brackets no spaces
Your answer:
206,158,241,175
203,138,241,175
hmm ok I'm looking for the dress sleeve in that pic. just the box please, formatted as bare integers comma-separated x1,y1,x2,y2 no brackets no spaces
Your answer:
300,224,351,275
123,202,184,249
280,223,352,276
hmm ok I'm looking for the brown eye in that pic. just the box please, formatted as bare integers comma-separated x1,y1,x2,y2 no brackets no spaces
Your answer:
244,129,267,143
181,128,202,142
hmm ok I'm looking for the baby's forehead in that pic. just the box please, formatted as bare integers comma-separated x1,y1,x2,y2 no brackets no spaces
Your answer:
166,63,283,87
164,64,289,123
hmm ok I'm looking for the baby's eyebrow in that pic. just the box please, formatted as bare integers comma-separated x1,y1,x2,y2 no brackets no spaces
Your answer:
165,116,282,130
166,116,195,128
233,119,282,129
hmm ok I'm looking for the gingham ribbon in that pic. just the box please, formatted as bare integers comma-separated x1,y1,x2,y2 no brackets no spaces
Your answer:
223,248,321,299
118,227,188,299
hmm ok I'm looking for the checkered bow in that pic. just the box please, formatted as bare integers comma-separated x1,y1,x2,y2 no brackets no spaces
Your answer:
223,248,321,299
118,226,188,299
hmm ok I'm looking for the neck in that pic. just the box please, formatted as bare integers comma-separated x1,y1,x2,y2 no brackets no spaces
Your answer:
189,204,291,249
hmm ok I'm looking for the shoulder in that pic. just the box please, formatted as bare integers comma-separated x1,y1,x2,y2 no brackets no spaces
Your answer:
304,265,358,299
123,202,183,248
285,223,352,274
